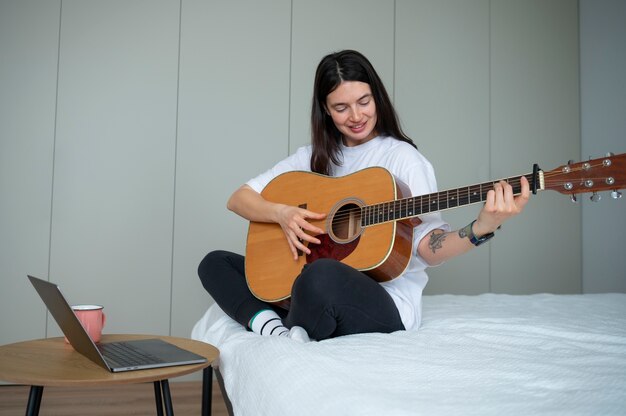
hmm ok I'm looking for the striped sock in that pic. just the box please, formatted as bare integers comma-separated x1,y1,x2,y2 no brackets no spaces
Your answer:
249,309,289,336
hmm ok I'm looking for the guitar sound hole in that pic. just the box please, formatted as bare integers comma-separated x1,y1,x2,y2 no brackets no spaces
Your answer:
330,202,362,242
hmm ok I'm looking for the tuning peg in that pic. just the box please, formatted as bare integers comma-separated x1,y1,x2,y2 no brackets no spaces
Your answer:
590,192,601,202
570,194,578,203
611,190,623,200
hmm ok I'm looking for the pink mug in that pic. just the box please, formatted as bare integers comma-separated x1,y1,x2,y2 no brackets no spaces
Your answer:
66,304,106,343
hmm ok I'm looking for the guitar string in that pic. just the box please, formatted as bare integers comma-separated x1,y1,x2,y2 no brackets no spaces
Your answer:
329,175,531,225
329,158,618,225
329,176,615,227
323,161,621,228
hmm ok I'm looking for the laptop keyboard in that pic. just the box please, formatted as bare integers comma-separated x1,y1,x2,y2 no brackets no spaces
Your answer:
99,341,165,367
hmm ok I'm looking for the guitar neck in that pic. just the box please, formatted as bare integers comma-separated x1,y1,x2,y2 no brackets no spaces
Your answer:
361,171,543,227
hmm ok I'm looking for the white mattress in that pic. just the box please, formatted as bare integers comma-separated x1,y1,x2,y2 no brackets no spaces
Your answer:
192,293,626,416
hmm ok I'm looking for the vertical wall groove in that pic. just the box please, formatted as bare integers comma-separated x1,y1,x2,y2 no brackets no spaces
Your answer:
392,0,397,102
45,0,64,338
167,0,184,336
487,0,493,292
287,0,294,155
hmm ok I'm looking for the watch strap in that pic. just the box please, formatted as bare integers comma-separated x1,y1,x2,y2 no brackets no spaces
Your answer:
461,220,495,246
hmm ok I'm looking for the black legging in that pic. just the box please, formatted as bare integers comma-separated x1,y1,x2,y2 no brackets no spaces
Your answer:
197,250,405,340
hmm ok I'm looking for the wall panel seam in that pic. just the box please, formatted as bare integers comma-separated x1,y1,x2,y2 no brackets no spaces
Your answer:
46,0,64,338
169,0,184,336
487,0,493,292
576,0,583,294
392,0,396,102
287,0,294,155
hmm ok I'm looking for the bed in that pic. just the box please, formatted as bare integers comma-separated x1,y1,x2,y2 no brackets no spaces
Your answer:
191,293,626,415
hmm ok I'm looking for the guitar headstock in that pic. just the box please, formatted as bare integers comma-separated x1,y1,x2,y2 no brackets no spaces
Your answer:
542,153,626,198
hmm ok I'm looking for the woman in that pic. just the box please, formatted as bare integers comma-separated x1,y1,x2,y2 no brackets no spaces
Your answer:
198,50,529,342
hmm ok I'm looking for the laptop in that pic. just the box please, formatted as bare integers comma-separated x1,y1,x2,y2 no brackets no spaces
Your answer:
28,275,207,372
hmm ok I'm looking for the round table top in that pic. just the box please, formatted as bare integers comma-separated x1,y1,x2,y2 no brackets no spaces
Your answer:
0,334,219,387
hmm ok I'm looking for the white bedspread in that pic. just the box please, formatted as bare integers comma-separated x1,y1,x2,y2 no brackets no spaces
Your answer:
192,293,626,416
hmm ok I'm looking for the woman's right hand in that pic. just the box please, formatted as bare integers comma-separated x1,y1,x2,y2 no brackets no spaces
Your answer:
275,204,326,260
227,185,326,261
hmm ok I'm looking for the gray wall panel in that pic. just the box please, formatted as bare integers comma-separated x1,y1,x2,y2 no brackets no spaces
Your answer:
0,0,60,344
171,0,292,338
490,0,581,293
48,0,180,336
580,0,626,293
396,0,491,294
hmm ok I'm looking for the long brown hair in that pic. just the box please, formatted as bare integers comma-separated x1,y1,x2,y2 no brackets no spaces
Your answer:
310,50,416,175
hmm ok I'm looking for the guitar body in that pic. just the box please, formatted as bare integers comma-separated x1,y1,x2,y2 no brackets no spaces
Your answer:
245,167,415,303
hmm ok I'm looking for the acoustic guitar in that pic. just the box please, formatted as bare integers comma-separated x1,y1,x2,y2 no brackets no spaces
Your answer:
245,153,626,303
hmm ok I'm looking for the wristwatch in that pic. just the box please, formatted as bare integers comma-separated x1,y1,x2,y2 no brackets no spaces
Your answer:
459,220,495,246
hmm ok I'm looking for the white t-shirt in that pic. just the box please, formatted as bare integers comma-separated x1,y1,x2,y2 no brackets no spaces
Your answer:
246,136,449,330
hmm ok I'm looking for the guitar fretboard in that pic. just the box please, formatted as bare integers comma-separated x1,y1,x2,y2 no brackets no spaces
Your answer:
361,173,536,227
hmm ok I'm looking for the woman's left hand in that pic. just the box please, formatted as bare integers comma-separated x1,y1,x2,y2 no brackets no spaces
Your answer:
472,175,530,237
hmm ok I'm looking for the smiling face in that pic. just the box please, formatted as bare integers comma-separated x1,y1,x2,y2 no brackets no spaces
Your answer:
325,81,378,147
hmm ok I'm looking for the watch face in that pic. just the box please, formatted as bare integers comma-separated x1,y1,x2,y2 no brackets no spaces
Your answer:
459,223,473,239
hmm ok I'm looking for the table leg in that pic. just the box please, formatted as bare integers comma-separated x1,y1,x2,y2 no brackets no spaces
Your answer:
202,366,213,416
154,381,164,416
26,385,43,416
161,379,174,416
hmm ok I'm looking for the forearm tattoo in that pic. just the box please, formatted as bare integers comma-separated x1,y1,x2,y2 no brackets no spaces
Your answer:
428,231,447,254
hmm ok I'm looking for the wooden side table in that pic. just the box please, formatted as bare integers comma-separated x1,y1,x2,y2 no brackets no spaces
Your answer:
0,334,219,416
